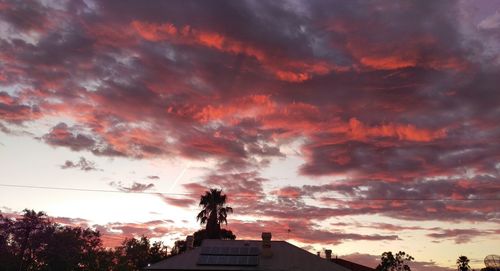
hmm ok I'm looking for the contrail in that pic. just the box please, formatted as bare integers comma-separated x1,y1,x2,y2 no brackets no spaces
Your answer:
168,161,191,192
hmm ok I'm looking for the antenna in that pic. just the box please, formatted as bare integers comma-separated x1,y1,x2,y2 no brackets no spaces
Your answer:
484,255,500,270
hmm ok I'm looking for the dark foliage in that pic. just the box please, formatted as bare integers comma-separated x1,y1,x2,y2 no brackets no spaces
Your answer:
376,251,414,271
0,210,169,271
171,240,187,256
114,236,169,271
457,256,471,271
193,228,236,247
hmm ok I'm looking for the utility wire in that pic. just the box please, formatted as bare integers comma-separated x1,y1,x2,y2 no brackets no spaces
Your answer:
0,183,498,201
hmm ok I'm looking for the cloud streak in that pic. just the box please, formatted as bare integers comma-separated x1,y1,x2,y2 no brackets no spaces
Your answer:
109,181,155,193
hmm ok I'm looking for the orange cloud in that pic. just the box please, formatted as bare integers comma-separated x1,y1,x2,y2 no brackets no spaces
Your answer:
195,94,275,123
359,56,417,70
274,70,310,82
195,95,444,143
0,92,14,104
131,21,178,42
131,20,346,82
347,118,446,142
346,36,468,71
131,20,265,61
271,186,302,198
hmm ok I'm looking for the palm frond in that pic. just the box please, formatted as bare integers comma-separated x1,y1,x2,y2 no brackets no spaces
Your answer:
197,189,233,228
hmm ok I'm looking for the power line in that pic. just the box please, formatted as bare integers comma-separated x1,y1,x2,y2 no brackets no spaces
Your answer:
0,183,498,201
0,183,187,195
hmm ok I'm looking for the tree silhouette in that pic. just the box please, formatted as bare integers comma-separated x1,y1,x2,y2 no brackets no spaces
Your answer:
196,189,233,239
115,236,168,271
0,209,115,271
171,240,187,255
10,209,51,271
457,256,471,271
39,225,105,271
0,213,17,271
0,209,169,271
376,251,414,271
193,228,236,247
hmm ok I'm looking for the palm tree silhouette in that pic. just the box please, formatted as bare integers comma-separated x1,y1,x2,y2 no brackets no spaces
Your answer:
196,189,233,239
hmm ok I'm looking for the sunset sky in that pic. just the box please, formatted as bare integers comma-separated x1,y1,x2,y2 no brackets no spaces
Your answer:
1,0,499,270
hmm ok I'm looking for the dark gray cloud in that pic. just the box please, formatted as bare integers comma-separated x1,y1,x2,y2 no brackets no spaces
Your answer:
275,176,500,222
60,157,99,171
427,228,500,244
43,123,97,152
0,92,42,123
147,175,160,180
109,181,155,192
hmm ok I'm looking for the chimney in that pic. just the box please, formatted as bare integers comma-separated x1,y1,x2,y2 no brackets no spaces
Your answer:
186,235,194,250
261,232,273,257
325,249,332,260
